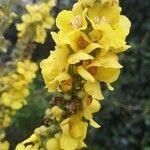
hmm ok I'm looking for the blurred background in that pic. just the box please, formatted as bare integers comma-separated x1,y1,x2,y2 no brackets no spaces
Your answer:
0,0,150,149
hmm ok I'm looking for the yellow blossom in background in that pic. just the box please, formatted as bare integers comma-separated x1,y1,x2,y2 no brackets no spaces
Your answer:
0,60,38,111
0,59,38,141
0,59,38,150
17,59,38,82
16,0,56,43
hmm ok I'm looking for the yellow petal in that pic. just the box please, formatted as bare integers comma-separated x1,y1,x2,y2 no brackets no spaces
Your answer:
22,134,38,144
56,10,74,33
111,45,131,54
84,81,104,100
88,3,121,27
107,83,114,91
90,119,101,128
119,15,131,36
97,67,120,83
55,72,71,83
77,140,87,149
60,134,78,150
70,120,88,138
60,118,70,135
15,143,26,150
96,52,122,68
68,51,94,64
77,66,95,82
46,138,60,150
72,3,88,30
89,99,101,113
46,80,59,92
51,32,66,46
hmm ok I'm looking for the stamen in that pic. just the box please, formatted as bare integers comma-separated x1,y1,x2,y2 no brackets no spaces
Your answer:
94,16,109,25
70,15,82,29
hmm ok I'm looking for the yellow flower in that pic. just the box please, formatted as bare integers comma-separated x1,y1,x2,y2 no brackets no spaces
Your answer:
62,31,101,64
1,66,33,111
17,59,38,83
40,46,70,92
14,0,131,149
87,2,121,28
77,52,122,93
56,3,87,33
86,2,131,55
82,96,101,128
16,2,55,43
69,31,101,52
60,115,88,150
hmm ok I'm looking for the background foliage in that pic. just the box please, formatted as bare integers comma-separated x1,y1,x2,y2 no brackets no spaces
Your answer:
0,0,150,149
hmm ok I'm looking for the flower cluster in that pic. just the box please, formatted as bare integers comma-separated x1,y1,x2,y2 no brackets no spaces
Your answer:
16,0,56,43
16,0,131,149
0,60,38,113
0,59,38,150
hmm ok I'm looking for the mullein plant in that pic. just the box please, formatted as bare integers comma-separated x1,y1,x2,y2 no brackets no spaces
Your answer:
16,0,131,149
0,0,56,149
0,0,16,53
16,0,56,44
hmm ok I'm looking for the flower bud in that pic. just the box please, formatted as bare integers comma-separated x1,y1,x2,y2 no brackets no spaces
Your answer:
51,106,63,118
64,94,72,100
46,138,60,150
